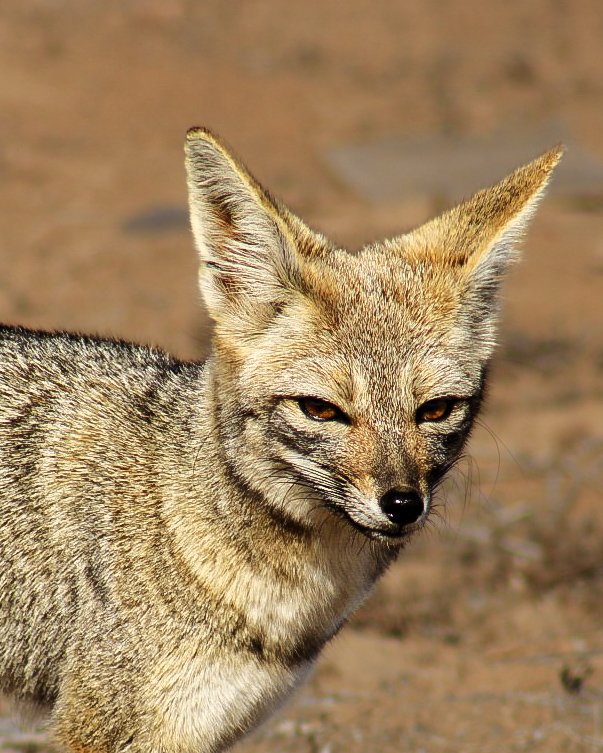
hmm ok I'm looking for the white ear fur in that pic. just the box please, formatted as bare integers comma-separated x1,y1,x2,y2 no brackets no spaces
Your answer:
467,164,559,289
461,151,562,358
184,128,298,324
460,193,547,356
463,180,547,312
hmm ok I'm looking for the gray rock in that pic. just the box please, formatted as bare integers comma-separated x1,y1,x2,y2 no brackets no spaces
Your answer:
122,205,189,234
326,125,603,203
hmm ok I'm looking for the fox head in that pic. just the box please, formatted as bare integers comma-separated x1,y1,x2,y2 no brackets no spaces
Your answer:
185,128,561,545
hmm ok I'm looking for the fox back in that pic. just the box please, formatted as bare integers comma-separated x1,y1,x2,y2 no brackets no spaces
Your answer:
0,130,561,753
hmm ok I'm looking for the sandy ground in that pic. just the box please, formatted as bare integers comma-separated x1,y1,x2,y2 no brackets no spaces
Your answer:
1,2,602,751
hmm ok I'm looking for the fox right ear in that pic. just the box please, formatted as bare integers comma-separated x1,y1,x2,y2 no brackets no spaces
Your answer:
397,146,563,356
184,128,301,329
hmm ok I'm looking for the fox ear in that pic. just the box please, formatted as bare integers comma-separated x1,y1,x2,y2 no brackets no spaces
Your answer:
402,146,563,346
406,146,563,283
185,128,301,328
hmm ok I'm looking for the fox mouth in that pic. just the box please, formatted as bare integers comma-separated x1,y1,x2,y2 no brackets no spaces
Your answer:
283,457,429,541
351,511,428,541
331,482,430,541
321,496,430,542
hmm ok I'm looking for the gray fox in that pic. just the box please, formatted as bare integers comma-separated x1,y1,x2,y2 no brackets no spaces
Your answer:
0,129,562,753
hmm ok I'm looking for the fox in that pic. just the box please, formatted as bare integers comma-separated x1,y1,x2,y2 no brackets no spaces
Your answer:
0,128,561,753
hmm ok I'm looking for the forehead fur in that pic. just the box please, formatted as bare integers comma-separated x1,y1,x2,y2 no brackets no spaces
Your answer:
233,243,473,406
238,250,479,418
298,245,464,349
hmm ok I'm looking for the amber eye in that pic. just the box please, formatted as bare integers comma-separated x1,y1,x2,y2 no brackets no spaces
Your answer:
416,398,455,423
298,397,345,422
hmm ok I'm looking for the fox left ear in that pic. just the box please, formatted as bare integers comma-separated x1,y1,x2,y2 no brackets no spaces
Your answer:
402,146,563,347
184,128,304,332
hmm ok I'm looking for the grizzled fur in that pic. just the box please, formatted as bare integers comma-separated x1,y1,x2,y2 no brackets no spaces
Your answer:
0,129,561,753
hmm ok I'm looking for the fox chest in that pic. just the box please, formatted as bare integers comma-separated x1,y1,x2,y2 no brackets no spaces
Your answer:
150,568,370,753
152,646,313,753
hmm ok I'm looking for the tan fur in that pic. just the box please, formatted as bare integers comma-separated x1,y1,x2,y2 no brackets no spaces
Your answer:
0,129,562,753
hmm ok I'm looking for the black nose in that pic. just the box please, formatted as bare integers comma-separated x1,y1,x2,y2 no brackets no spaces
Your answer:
379,488,424,528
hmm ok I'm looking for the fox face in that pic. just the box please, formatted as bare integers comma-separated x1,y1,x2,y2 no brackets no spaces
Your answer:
185,130,561,543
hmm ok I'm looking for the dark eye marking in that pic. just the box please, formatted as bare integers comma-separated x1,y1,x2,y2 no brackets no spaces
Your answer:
297,397,349,424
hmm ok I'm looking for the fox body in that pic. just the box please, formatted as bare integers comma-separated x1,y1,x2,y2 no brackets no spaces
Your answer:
0,130,561,753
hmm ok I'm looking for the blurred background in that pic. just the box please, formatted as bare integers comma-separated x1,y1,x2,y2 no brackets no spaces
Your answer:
1,1,602,751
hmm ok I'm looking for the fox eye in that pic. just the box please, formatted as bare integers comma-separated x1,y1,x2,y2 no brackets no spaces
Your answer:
298,397,346,423
416,398,455,423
